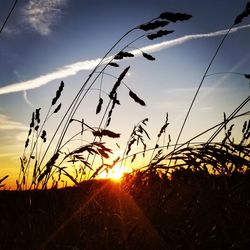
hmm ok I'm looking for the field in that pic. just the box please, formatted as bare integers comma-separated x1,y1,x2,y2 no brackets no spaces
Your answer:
1,170,250,250
1,3,250,250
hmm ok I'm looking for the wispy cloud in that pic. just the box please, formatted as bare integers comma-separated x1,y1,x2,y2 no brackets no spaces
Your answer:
15,131,29,142
0,114,27,131
1,24,250,95
0,59,101,95
196,106,214,112
2,26,20,36
23,0,67,35
0,152,20,159
23,90,35,107
14,70,34,107
137,24,250,54
164,87,210,95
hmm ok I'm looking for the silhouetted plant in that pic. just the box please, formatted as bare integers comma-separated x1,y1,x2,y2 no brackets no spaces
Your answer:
17,4,250,190
0,175,8,189
17,9,192,189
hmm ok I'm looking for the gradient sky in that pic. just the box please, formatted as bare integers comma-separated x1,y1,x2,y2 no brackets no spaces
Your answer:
0,0,250,188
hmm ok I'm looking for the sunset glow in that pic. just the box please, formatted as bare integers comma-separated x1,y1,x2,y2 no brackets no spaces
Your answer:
99,165,129,181
0,1,250,249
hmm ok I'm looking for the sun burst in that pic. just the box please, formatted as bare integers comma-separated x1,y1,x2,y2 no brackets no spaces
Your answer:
108,165,125,181
99,164,128,181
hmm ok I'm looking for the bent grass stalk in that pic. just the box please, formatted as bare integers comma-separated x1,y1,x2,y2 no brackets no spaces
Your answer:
173,1,250,155
172,24,234,155
131,111,250,175
38,28,137,171
39,33,150,187
48,19,181,183
18,7,250,189
51,22,178,173
117,103,250,174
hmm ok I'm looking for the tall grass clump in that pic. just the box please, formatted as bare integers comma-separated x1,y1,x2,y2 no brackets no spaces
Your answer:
0,175,8,189
17,3,250,190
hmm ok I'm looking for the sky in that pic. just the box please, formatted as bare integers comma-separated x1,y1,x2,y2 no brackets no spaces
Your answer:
0,0,250,188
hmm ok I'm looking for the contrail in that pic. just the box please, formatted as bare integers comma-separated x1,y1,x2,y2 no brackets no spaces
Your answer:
134,24,250,54
23,90,35,107
0,59,101,95
14,70,35,107
1,24,250,95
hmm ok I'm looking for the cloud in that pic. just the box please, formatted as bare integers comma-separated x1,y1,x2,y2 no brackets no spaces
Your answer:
23,0,67,35
14,70,34,107
164,87,210,95
196,106,214,112
15,131,29,142
0,152,19,159
1,24,250,95
2,26,20,36
0,114,27,131
0,59,101,95
23,90,35,107
138,24,250,54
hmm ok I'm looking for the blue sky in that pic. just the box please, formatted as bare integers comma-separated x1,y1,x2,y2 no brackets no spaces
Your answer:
0,0,250,187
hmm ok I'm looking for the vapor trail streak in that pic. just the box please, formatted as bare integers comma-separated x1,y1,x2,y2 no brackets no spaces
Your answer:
1,24,250,95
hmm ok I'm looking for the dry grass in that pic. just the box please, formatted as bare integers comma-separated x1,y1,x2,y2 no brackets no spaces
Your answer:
16,10,195,189
1,4,250,249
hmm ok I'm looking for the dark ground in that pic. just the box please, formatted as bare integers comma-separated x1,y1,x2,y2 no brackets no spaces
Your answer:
1,170,250,250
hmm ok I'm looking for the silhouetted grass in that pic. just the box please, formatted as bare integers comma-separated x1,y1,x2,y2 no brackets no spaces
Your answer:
2,4,250,249
2,171,250,249
0,175,8,189
13,3,249,192
16,9,195,189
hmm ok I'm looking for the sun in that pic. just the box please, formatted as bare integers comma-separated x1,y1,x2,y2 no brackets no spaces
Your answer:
108,165,125,181
99,164,128,181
